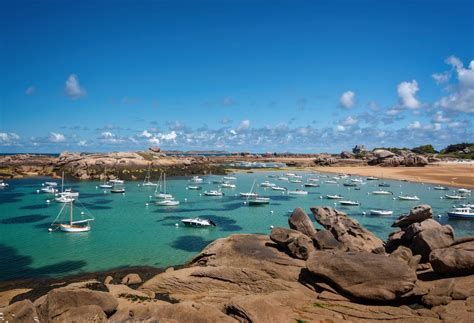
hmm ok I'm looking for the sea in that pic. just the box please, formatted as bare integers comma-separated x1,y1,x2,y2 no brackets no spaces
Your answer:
1,171,473,281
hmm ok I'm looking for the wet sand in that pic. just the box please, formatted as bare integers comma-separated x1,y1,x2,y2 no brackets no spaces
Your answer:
312,163,474,189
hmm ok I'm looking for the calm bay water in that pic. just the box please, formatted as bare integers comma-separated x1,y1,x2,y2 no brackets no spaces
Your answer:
1,171,473,281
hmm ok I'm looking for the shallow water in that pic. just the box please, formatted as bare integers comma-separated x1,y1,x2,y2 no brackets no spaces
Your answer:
0,171,473,281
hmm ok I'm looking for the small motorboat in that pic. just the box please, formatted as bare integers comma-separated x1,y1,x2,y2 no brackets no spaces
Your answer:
223,176,237,180
378,182,390,187
339,200,360,206
343,182,357,187
288,189,308,195
204,190,224,196
285,173,297,177
44,181,58,187
55,195,75,203
271,186,287,191
155,193,173,199
290,179,302,183
278,177,289,181
247,197,270,205
460,203,474,208
213,179,224,184
99,183,113,189
59,189,79,197
445,194,465,200
181,217,216,227
109,179,124,184
190,176,203,183
326,194,343,199
111,183,125,193
40,186,58,194
366,177,379,181
372,190,392,195
398,195,420,201
220,182,236,188
324,180,338,184
304,183,320,187
0,181,9,188
370,209,393,216
434,186,449,190
307,178,319,182
447,207,474,219
156,199,180,206
458,188,472,194
351,178,363,183
260,181,276,187
187,185,202,190
240,192,259,198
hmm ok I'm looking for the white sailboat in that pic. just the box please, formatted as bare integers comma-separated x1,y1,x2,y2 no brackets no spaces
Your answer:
49,201,94,233
156,199,180,206
155,172,173,199
445,194,465,200
203,190,224,196
260,181,276,187
372,190,392,195
245,180,270,205
99,167,113,189
240,180,259,198
398,195,420,201
55,171,79,202
143,164,158,186
287,189,308,195
340,200,360,206
190,176,203,183
326,194,343,199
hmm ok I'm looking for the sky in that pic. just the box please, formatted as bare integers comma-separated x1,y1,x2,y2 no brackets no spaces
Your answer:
1,0,473,153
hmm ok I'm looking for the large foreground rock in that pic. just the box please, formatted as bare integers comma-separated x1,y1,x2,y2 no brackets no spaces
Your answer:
392,204,433,228
410,225,455,262
311,207,385,253
306,251,417,301
0,299,39,322
37,287,118,322
430,239,474,276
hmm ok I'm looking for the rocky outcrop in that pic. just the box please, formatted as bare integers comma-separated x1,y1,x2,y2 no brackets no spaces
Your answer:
430,239,474,276
313,154,337,166
310,206,385,253
287,207,317,238
386,205,455,261
340,151,354,159
306,251,417,301
121,273,142,285
270,227,315,260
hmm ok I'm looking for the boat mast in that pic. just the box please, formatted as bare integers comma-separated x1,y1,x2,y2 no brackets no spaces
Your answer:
61,171,64,193
164,173,166,194
69,202,73,225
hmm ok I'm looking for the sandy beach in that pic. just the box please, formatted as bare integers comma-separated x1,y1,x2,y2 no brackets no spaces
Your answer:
312,163,474,189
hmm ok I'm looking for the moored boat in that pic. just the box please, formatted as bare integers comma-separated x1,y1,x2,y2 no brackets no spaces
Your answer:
181,217,216,227
398,195,420,201
366,176,379,181
271,186,287,191
190,176,204,183
204,190,224,196
445,194,465,200
326,194,343,199
50,201,94,233
156,199,180,206
343,182,357,187
304,183,320,187
260,181,276,187
458,188,471,194
370,209,393,216
339,200,360,206
288,189,308,195
372,190,392,195
434,186,449,190
447,207,474,219
0,180,9,188
187,185,202,190
247,197,270,205
221,182,236,188
324,180,338,184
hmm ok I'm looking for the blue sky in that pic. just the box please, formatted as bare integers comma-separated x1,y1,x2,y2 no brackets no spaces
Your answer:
1,0,473,153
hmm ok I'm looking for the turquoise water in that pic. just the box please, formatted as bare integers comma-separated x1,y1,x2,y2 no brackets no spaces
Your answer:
1,171,473,281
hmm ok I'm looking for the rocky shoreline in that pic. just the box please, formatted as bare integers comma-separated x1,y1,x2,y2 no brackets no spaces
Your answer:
1,204,473,322
0,147,435,181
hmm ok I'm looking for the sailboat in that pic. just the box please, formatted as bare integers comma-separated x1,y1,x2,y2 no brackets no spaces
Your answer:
155,172,173,199
99,167,113,189
240,180,259,198
55,171,78,203
246,180,270,205
49,201,94,233
143,164,158,186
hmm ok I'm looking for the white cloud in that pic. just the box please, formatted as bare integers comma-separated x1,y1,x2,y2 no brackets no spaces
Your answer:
336,125,346,132
140,130,153,138
78,140,88,147
432,72,450,84
238,119,250,130
397,80,421,109
160,131,177,142
434,56,474,113
340,116,358,126
407,121,422,129
340,91,355,108
99,131,123,144
385,108,403,116
0,132,20,145
25,86,35,95
49,132,66,142
65,74,86,98
432,111,450,123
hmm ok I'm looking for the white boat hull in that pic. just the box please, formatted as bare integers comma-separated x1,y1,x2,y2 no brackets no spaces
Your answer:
59,224,90,232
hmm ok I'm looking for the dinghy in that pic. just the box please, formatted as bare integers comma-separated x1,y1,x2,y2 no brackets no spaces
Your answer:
271,186,287,191
288,189,308,195
204,190,224,196
326,194,343,199
372,190,392,195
